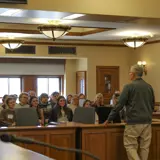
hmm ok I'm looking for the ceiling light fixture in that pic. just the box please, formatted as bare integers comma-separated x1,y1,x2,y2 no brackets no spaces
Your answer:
38,24,71,40
123,37,148,49
63,14,85,20
0,39,24,50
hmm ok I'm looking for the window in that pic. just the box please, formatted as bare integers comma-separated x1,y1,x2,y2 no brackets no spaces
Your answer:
37,77,61,96
0,77,21,103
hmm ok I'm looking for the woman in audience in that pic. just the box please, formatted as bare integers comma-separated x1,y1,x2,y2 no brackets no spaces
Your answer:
0,96,16,126
49,96,73,122
39,93,52,124
83,100,99,124
15,92,29,108
92,93,104,108
78,93,86,107
66,94,72,105
29,96,44,126
10,94,18,103
68,95,79,114
1,94,9,109
79,93,85,99
83,100,91,108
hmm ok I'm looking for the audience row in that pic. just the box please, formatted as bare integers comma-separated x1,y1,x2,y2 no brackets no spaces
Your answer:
0,91,122,126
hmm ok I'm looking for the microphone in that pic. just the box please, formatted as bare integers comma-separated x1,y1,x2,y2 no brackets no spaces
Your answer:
0,134,99,160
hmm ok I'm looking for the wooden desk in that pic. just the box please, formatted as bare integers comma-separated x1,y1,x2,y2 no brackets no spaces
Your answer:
0,123,77,160
153,112,160,119
80,122,160,160
0,122,160,160
0,140,53,160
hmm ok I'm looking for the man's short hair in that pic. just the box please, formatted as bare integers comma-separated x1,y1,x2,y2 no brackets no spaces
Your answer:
40,93,49,99
51,91,59,96
130,64,144,77
19,92,28,101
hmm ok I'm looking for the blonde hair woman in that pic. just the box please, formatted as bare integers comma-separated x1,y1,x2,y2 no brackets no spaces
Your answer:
92,93,104,108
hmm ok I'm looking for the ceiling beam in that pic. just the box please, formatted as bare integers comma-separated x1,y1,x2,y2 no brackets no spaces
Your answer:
0,0,159,18
21,41,125,47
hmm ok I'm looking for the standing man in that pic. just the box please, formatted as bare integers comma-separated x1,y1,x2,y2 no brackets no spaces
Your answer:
104,64,155,160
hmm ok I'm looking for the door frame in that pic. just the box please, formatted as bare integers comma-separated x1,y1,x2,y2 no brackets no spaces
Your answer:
76,71,87,95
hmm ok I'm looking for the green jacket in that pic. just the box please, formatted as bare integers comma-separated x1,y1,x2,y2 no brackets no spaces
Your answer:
108,78,155,124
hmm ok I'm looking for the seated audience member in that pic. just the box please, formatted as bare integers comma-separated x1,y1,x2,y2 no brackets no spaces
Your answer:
29,96,44,126
39,93,52,124
0,96,16,126
92,93,104,108
79,93,85,99
111,91,121,106
28,90,36,101
79,93,86,107
15,92,29,108
68,95,79,114
10,94,18,103
1,94,9,109
66,94,72,105
83,100,99,124
50,91,60,108
49,96,73,122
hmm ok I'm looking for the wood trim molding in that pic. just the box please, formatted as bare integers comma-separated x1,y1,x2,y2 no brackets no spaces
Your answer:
68,28,115,36
24,41,125,47
0,58,65,64
146,40,160,45
155,102,160,106
76,71,87,95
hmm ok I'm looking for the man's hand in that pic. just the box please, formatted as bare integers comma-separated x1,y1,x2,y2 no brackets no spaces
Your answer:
103,120,109,126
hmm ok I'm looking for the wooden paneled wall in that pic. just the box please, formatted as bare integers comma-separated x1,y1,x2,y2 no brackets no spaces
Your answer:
0,127,76,160
81,124,160,160
21,75,37,93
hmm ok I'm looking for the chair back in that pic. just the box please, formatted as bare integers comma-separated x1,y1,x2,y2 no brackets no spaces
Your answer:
15,108,39,126
73,107,95,124
96,106,121,124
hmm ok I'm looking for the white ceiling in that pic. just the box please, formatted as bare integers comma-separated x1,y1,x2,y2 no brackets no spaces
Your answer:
0,8,160,42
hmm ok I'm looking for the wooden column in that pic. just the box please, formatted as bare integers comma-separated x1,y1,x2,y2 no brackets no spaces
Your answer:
21,75,37,93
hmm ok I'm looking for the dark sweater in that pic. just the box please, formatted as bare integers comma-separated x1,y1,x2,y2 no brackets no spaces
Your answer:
49,106,73,122
39,102,52,120
108,78,155,124
0,109,15,125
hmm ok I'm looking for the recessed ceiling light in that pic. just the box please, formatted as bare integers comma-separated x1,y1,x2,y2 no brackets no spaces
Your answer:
117,30,153,37
63,14,85,20
0,9,22,16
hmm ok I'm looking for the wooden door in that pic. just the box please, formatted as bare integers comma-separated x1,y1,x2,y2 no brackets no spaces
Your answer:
96,66,119,104
76,71,86,95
